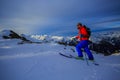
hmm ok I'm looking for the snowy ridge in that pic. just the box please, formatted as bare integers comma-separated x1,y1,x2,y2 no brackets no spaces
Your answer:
1,29,120,44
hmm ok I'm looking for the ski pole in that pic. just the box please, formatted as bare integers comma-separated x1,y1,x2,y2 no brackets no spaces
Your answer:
84,52,89,66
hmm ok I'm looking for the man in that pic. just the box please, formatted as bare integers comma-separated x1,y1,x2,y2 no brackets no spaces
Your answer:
75,23,94,60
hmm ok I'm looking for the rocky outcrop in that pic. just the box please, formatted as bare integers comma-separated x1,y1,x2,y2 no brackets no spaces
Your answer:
1,30,32,43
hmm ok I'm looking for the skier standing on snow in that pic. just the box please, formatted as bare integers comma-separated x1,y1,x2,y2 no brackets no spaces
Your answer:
75,23,94,60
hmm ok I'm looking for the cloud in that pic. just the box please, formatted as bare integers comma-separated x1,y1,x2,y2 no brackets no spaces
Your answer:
0,16,59,34
93,18,120,25
0,0,120,35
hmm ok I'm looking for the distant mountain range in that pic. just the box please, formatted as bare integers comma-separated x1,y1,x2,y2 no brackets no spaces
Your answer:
0,29,120,55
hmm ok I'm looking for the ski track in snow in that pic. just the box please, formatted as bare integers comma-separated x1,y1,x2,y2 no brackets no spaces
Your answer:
0,39,120,80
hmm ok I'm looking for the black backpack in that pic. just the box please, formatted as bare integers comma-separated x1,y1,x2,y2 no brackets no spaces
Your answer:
83,25,91,38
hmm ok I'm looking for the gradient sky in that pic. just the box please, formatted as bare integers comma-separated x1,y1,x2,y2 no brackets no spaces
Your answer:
0,0,120,36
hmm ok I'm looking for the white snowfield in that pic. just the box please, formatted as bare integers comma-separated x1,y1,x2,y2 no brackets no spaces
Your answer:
0,38,120,80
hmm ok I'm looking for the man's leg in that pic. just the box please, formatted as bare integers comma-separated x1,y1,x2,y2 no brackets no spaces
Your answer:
76,42,83,57
84,46,94,60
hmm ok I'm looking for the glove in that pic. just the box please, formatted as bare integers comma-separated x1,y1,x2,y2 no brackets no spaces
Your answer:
75,36,79,39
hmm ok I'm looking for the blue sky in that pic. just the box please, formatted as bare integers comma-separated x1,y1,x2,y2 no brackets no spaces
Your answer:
0,0,120,36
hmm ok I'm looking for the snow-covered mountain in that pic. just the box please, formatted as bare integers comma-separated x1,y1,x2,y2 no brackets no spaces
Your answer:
31,35,65,42
30,31,120,55
0,30,21,39
0,30,43,44
0,30,74,44
0,29,120,55
30,31,120,45
91,31,120,43
90,31,120,55
1,29,120,44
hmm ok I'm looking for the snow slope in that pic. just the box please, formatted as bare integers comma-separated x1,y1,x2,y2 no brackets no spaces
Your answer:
0,39,120,80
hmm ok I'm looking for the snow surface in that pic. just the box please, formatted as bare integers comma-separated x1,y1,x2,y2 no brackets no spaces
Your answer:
0,38,120,80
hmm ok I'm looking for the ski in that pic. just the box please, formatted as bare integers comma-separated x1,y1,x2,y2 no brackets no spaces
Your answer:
59,53,73,58
59,53,84,60
59,53,99,66
59,53,85,61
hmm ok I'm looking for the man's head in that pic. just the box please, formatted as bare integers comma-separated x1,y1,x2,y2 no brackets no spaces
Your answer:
77,23,82,29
